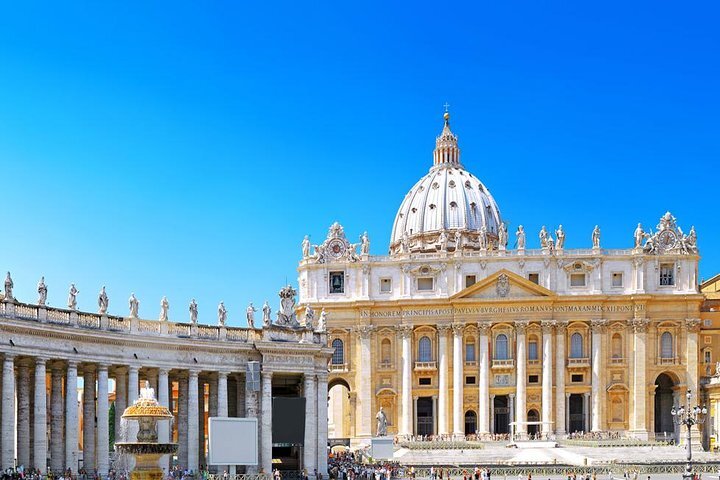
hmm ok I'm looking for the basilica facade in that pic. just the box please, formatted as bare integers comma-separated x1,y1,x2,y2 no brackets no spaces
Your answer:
299,113,713,446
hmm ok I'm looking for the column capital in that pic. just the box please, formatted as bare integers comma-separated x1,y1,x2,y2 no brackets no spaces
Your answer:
591,318,607,333
566,392,571,398
3,353,16,362
128,365,140,374
514,320,529,334
217,371,229,379
438,323,453,334
541,320,556,335
395,324,413,338
96,363,109,372
261,370,273,379
356,325,375,338
67,360,78,369
451,322,464,336
35,356,48,366
188,369,201,378
555,321,568,334
629,317,649,333
477,321,492,334
157,367,170,376
686,318,702,332
508,393,515,399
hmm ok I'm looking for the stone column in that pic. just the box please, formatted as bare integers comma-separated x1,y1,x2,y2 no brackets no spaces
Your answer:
34,358,48,473
432,395,438,435
555,323,567,435
198,379,206,469
17,362,31,468
591,319,605,432
209,375,219,418
187,370,200,474
217,372,228,417
356,326,373,437
65,361,79,471
541,321,554,436
260,371,273,474
413,397,418,433
686,318,701,443
489,395,495,434
158,369,170,473
508,393,515,437
244,381,259,475
303,374,317,476
437,324,450,435
316,373,329,478
452,323,464,438
630,318,649,439
583,392,590,433
178,377,189,469
1,354,15,471
515,321,527,436
96,365,110,476
83,366,96,471
51,365,65,472
398,325,413,436
478,322,491,435
114,369,127,445
128,366,140,406
565,393,570,433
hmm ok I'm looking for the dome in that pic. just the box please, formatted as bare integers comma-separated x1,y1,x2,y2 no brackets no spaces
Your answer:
390,113,503,255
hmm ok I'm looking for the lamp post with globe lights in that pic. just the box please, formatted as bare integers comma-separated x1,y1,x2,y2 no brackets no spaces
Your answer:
671,389,707,480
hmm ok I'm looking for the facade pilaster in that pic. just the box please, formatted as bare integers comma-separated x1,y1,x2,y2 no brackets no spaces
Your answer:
591,319,606,432
540,321,554,435
50,365,65,472
437,324,451,435
198,378,206,468
515,321,527,436
686,319,701,394
397,325,413,436
65,361,79,471
477,322,491,435
1,354,16,471
158,369,170,473
177,377,189,469
33,358,48,473
555,322,567,435
583,392,590,432
82,366,96,471
244,377,259,475
209,374,219,418
187,370,200,474
303,374,317,476
630,317,649,439
217,372,229,417
260,371,273,474
96,364,110,476
356,325,374,437
236,374,246,418
316,372,329,478
452,322,464,438
17,362,31,468
114,368,127,446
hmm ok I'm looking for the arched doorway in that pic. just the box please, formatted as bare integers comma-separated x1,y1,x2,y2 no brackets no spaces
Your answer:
465,410,477,435
527,409,540,437
568,394,585,433
654,373,676,438
328,378,352,439
494,396,510,434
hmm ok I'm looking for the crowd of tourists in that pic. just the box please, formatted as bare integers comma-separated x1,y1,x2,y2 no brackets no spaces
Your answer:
328,452,401,480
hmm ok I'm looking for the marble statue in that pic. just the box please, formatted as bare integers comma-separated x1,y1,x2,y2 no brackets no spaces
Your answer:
262,301,271,328
683,226,698,254
140,380,155,401
301,235,311,258
276,285,299,327
246,302,257,328
376,407,388,436
478,226,487,250
539,226,549,248
516,226,526,249
634,223,645,249
304,304,315,329
68,284,79,310
498,222,508,249
218,301,227,326
547,236,555,252
438,231,448,251
400,232,410,253
128,293,139,318
592,225,601,249
4,272,13,300
556,225,565,249
346,243,360,262
360,231,370,255
98,286,109,314
189,299,198,324
159,296,169,321
318,308,327,332
455,230,464,250
37,276,47,306
313,243,325,263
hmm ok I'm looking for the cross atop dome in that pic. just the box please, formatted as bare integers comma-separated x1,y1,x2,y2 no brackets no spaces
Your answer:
434,110,461,168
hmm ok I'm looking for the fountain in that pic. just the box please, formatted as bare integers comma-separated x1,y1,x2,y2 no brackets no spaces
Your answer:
115,382,178,480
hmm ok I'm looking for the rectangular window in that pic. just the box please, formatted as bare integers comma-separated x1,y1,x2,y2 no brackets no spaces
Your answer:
570,273,586,287
465,376,476,385
528,273,540,285
528,374,539,384
528,341,538,360
465,275,477,288
380,278,392,293
612,272,623,287
660,263,675,286
571,374,584,383
465,343,476,362
417,277,434,291
329,272,345,294
418,377,432,386
705,350,712,364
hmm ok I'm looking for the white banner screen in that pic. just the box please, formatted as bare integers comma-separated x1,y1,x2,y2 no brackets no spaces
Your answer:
208,417,258,465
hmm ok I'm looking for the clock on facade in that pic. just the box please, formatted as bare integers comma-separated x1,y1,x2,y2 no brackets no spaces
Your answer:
657,230,678,250
327,239,346,259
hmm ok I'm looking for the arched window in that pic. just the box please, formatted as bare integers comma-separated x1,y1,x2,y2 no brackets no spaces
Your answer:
381,339,392,364
661,332,673,359
611,333,623,359
570,333,584,358
331,339,344,365
495,334,508,360
528,335,539,360
465,338,476,362
464,410,477,435
418,336,432,362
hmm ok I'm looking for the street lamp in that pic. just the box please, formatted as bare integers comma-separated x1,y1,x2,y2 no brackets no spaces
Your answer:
671,389,707,480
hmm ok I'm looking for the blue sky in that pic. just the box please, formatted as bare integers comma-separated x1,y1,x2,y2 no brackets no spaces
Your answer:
0,2,717,326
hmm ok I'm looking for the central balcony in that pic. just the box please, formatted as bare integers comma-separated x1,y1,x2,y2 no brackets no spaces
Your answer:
414,361,437,371
491,359,515,369
567,357,590,368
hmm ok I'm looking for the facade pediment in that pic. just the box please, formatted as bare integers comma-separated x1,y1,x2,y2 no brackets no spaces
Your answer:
450,269,555,300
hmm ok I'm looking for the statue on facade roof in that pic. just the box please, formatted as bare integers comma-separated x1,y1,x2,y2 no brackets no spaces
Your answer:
456,230,465,250
37,277,47,306
539,226,550,248
189,299,198,324
218,301,227,326
276,285,299,327
301,235,311,259
159,296,170,322
262,301,271,328
4,272,14,301
246,302,256,329
634,223,645,249
682,226,698,254
360,232,370,255
498,222,508,250
98,286,109,314
68,284,79,310
478,226,487,250
592,225,601,249
438,231,448,251
304,304,315,329
516,225,526,250
318,308,328,332
128,293,139,318
400,232,410,253
556,225,565,250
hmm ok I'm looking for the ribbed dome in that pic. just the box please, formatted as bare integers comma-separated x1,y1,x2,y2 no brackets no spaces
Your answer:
389,114,503,254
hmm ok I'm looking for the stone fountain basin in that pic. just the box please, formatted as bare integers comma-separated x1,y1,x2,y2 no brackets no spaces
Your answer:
115,443,178,455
